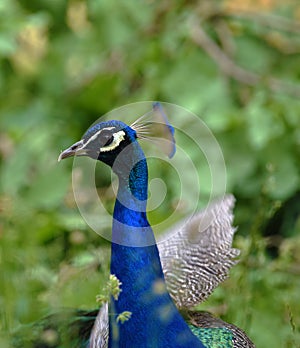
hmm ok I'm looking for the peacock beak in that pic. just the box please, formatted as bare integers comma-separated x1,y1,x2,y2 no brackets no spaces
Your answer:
58,140,86,161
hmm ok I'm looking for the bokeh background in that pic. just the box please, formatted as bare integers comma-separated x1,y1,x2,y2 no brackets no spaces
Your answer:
1,1,300,347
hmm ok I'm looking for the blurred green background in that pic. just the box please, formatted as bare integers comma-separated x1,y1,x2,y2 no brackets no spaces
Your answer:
1,1,300,347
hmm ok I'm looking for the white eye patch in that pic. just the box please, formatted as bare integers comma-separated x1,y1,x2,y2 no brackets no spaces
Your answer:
83,127,116,148
100,130,126,152
81,127,125,153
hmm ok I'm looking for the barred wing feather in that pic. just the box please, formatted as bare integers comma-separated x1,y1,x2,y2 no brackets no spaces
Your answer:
158,195,240,309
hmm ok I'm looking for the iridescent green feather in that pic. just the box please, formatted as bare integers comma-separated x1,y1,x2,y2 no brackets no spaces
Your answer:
189,326,233,348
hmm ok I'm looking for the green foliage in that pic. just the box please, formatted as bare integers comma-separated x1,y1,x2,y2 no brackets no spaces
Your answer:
96,275,132,325
0,1,300,347
96,274,122,304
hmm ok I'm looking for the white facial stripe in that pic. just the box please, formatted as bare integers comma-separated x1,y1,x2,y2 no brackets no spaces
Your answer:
100,130,126,152
74,139,84,147
81,127,115,149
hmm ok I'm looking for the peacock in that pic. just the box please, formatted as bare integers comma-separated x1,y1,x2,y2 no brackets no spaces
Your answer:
13,103,254,347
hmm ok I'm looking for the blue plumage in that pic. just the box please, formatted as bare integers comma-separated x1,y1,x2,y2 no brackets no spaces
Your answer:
109,137,205,347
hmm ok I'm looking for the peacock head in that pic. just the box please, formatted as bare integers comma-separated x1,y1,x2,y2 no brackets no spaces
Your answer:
58,103,176,175
58,120,139,170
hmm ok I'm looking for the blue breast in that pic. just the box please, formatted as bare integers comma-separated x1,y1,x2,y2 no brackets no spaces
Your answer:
108,137,205,347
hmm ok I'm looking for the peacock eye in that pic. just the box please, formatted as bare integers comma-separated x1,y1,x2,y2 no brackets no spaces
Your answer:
100,129,114,146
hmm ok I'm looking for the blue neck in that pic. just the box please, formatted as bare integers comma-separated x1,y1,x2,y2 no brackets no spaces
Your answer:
108,142,205,348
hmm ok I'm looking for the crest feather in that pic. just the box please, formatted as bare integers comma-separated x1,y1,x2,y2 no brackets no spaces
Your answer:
131,102,176,158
